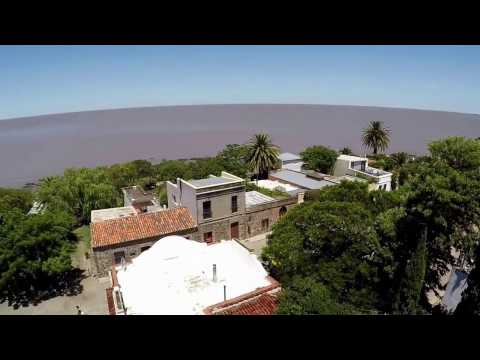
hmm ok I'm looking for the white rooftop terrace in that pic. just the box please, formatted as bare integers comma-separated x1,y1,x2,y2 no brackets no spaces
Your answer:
254,179,299,194
115,235,273,315
91,206,137,223
175,171,244,189
337,154,368,162
245,190,275,208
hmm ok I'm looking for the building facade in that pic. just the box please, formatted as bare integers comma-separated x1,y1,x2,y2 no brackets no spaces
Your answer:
167,171,299,244
333,155,392,191
90,207,197,276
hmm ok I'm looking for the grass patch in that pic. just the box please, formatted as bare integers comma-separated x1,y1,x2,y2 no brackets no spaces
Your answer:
246,182,289,199
73,225,91,248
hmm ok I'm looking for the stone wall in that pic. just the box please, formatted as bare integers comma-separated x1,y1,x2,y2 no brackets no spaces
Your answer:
245,200,297,238
91,230,196,276
197,213,246,243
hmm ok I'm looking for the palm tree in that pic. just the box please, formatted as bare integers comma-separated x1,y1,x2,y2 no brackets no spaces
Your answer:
390,152,409,168
246,133,280,182
362,121,391,155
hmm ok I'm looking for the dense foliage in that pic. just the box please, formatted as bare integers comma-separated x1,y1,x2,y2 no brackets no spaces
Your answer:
0,189,76,302
276,276,356,315
300,145,338,174
264,136,480,314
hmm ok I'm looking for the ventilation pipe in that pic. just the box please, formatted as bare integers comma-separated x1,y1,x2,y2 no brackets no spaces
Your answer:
224,285,227,301
213,264,217,282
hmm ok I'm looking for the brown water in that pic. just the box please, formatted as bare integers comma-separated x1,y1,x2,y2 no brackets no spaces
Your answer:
1,104,479,187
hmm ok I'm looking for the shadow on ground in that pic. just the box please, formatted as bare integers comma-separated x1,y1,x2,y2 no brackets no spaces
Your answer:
0,268,86,310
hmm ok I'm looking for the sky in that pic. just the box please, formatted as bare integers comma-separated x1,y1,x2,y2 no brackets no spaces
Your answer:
1,45,480,120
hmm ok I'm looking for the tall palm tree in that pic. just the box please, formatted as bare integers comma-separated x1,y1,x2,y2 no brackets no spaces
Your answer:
362,121,391,155
246,133,280,182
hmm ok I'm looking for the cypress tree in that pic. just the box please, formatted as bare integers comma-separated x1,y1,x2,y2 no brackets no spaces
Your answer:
393,227,427,314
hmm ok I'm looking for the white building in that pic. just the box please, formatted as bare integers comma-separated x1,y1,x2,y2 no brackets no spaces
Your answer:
107,235,280,315
333,154,392,191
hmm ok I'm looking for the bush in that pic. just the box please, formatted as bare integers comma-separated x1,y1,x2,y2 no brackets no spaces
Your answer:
300,145,338,174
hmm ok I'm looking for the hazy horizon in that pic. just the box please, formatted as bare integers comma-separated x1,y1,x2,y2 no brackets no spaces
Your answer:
1,102,480,122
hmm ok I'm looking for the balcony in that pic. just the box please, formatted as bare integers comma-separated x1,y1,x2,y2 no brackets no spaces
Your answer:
346,167,391,183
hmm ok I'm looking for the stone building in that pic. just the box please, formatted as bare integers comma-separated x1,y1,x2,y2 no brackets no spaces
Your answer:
166,171,299,244
90,171,302,276
90,207,197,276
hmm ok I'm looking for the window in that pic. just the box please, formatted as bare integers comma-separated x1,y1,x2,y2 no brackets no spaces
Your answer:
114,251,125,265
140,246,150,253
247,225,251,236
231,195,238,213
173,194,176,203
203,201,212,219
352,161,366,171
204,232,213,244
262,218,269,231
279,206,287,217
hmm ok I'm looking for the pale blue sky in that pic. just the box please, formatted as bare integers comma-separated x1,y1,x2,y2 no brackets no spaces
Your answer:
1,45,479,120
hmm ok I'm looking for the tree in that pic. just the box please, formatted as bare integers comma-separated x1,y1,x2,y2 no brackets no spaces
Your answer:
402,161,480,295
153,160,193,182
262,200,384,311
246,133,280,181
216,144,249,178
276,276,356,315
36,168,120,225
455,245,480,315
0,208,76,301
305,180,370,204
189,158,223,179
392,227,427,314
300,145,338,174
390,152,409,169
429,136,480,172
339,147,353,155
362,121,391,155
0,188,33,214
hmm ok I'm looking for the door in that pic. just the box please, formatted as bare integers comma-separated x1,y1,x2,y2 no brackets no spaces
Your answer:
230,222,239,239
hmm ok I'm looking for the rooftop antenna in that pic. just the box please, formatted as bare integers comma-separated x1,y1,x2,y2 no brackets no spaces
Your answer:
213,264,217,282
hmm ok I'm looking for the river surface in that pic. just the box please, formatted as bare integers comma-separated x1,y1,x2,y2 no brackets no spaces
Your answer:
1,104,479,187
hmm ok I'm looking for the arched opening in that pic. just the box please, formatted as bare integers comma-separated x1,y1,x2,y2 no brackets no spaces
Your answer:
279,206,287,217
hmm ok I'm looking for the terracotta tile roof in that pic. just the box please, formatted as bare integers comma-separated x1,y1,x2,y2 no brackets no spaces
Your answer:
204,276,281,315
91,207,196,249
213,292,279,315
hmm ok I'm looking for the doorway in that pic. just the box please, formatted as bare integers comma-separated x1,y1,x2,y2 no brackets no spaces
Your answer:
230,222,239,239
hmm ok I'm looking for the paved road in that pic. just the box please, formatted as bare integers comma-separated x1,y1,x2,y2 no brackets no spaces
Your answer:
0,276,110,315
238,232,271,257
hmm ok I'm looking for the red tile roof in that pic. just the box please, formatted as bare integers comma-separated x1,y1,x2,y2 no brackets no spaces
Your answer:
204,276,281,315
213,292,279,315
91,207,196,249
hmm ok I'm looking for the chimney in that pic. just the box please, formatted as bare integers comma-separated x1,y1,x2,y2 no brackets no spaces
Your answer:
213,264,217,282
224,285,227,301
